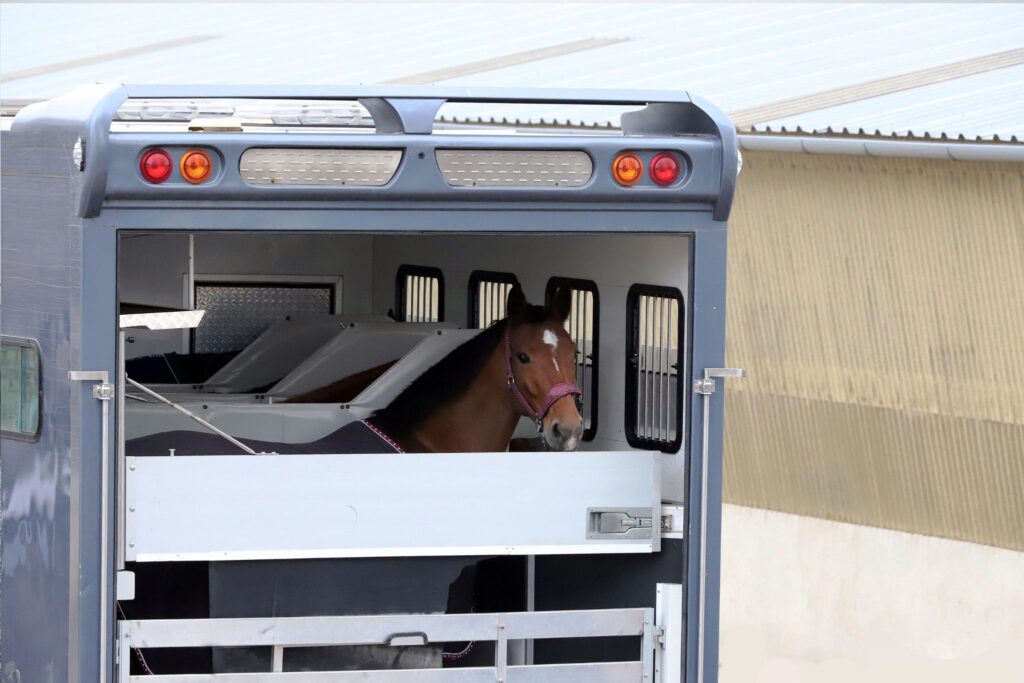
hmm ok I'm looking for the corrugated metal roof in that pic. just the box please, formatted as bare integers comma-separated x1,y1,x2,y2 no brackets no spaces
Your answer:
1,3,1022,142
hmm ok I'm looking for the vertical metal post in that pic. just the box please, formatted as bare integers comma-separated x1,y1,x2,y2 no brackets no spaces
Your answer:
525,555,536,665
641,606,655,683
496,615,508,683
183,233,195,353
117,622,131,683
69,370,113,683
187,233,195,309
693,368,744,683
117,331,126,570
656,583,683,683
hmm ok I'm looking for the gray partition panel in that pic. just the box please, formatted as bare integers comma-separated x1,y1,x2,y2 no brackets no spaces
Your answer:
126,451,660,561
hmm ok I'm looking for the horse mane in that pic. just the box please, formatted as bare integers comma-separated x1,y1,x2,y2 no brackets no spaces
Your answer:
371,305,548,438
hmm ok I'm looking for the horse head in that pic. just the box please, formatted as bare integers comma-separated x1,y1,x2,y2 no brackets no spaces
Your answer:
504,284,584,451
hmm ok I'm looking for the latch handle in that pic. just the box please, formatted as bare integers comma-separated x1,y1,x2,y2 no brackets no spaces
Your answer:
387,632,429,647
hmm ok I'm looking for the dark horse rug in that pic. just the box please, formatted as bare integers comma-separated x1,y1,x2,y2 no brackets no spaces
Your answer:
126,418,403,457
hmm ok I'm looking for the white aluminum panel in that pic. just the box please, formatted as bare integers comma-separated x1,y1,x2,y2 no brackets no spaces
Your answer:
269,322,457,397
655,583,683,683
240,148,402,186
436,150,593,188
125,451,660,561
127,663,639,683
203,315,392,394
119,309,205,330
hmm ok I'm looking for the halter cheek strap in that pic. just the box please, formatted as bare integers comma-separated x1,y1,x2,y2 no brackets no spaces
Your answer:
505,328,582,431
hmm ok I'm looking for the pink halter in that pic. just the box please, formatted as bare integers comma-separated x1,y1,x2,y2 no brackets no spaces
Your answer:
505,327,582,431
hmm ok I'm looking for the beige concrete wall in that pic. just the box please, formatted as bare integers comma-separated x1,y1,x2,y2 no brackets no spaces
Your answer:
718,504,1024,682
723,151,1024,550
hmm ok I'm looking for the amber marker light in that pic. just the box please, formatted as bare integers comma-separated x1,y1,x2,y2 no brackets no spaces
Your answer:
180,149,213,184
612,152,643,186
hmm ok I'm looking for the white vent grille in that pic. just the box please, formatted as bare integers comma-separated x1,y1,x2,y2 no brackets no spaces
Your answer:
239,148,401,186
436,150,592,188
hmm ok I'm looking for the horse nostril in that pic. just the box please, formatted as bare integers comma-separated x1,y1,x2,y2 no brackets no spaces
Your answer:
551,421,563,437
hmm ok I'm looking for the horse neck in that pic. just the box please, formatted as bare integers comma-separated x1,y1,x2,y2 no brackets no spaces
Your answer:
403,342,522,453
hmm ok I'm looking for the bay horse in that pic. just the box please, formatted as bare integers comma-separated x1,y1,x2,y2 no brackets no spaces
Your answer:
370,282,583,452
125,283,584,456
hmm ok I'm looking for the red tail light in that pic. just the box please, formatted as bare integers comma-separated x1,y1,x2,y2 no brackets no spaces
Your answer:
140,148,172,184
650,153,680,186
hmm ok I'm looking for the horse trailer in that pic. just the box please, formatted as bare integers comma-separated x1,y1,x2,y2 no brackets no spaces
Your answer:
0,85,742,682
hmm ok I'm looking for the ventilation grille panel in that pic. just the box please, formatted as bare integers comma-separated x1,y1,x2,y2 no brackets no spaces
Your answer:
239,148,401,186
436,150,593,188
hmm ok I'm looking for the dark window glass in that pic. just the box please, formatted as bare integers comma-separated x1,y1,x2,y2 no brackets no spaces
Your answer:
625,285,685,453
1,337,41,441
468,270,518,328
396,265,445,322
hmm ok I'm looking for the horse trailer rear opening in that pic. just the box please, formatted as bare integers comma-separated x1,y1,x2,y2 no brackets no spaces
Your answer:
0,85,743,683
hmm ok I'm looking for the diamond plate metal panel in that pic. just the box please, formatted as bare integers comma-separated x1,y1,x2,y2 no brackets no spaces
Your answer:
436,150,593,187
193,285,331,354
239,148,401,186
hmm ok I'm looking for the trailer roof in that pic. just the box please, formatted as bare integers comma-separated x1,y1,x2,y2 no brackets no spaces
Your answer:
1,3,1022,143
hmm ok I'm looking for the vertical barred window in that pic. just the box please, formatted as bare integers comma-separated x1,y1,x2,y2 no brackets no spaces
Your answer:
468,271,518,328
1,337,41,442
625,285,684,453
545,277,599,441
396,265,445,322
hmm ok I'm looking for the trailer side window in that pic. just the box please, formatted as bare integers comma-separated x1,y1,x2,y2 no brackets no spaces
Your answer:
193,283,335,354
468,270,518,328
625,285,684,453
1,337,41,442
545,277,599,441
396,265,445,322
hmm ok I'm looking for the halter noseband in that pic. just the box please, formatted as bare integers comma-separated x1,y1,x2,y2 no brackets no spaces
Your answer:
504,327,582,432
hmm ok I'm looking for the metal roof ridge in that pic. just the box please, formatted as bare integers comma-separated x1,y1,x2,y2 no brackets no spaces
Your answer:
739,134,1024,162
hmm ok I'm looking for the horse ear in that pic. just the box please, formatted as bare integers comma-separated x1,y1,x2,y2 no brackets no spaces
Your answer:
507,283,528,320
548,286,572,323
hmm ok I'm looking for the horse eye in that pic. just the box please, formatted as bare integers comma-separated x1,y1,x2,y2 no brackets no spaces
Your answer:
517,352,530,364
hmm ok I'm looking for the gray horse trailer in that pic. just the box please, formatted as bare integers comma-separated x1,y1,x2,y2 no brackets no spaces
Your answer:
0,85,742,682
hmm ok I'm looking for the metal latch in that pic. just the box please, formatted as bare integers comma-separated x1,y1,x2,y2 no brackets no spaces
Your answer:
693,378,716,395
694,367,746,395
93,383,115,400
587,507,654,539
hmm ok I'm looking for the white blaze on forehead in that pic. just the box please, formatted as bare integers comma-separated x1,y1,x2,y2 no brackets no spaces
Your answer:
543,329,560,372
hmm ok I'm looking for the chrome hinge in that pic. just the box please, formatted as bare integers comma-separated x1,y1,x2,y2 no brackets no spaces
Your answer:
653,625,666,647
587,507,654,539
93,383,115,400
